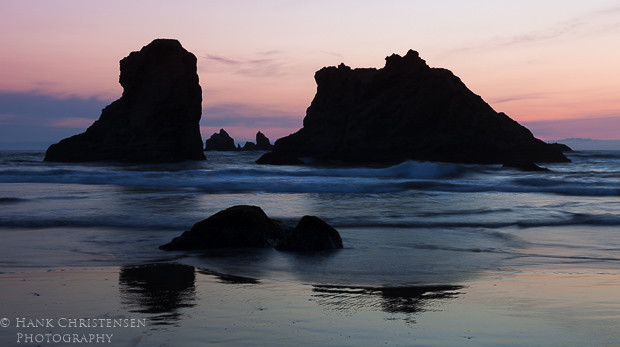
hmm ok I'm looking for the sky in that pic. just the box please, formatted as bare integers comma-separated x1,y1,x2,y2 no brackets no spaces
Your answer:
1,0,619,149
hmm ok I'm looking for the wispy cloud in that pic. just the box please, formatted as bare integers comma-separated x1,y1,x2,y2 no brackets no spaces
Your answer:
489,93,546,104
523,114,620,141
0,92,106,143
320,50,344,59
0,92,108,120
50,117,95,128
205,54,240,65
0,113,17,122
442,5,620,57
202,103,302,129
201,51,291,77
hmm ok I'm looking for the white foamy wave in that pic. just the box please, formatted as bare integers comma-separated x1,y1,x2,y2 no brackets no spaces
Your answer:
0,160,470,194
0,152,619,196
277,160,468,179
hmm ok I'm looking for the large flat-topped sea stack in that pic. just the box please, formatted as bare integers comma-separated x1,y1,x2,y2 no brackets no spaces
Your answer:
258,50,569,166
45,39,205,163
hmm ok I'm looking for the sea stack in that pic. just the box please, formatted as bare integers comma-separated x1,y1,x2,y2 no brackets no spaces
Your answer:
258,50,569,166
242,131,274,151
45,39,205,162
204,129,236,151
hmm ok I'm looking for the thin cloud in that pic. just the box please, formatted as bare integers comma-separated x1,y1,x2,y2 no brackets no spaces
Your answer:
202,103,302,129
202,51,291,77
489,93,546,104
50,117,95,129
442,5,620,57
257,50,282,56
0,113,17,122
320,50,344,59
205,54,241,65
523,114,620,141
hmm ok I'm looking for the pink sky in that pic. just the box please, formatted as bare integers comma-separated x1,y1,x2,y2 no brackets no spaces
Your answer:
1,0,619,146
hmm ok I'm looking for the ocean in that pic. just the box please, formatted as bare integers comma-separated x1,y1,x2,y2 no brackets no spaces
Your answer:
0,149,619,345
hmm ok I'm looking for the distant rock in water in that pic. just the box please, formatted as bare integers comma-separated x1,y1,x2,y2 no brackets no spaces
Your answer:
204,129,236,151
242,131,274,151
258,50,569,166
255,131,274,150
205,129,274,151
45,39,205,163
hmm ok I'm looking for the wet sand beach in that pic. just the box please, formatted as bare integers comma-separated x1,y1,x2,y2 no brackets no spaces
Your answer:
1,264,618,346
1,150,620,345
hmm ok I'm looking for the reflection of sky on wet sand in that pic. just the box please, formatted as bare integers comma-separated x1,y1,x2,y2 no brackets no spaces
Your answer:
1,264,618,345
460,269,620,343
114,264,620,345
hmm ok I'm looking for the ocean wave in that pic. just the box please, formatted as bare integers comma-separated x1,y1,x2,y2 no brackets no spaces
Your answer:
568,150,620,160
399,177,620,197
0,157,618,196
0,197,27,204
217,160,469,180
0,216,188,230
0,161,470,193
333,211,620,229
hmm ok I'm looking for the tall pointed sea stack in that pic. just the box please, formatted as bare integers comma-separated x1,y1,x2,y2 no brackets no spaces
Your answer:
258,50,569,166
45,39,205,162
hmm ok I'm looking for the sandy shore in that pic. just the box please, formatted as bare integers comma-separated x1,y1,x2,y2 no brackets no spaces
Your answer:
0,264,618,346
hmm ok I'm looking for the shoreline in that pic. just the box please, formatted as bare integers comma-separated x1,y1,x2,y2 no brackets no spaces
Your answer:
1,264,618,346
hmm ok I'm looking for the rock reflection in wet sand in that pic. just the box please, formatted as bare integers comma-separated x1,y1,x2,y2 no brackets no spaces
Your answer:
119,263,196,325
312,284,462,323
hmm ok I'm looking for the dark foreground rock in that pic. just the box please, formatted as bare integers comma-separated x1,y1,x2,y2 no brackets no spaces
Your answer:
204,129,236,151
258,50,569,166
159,205,343,252
45,39,205,163
276,215,343,252
159,205,283,250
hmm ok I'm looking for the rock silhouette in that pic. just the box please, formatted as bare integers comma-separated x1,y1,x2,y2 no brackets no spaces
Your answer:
275,215,343,252
204,130,274,151
258,50,569,166
159,205,284,250
241,131,274,151
45,39,205,162
204,129,236,151
159,205,343,252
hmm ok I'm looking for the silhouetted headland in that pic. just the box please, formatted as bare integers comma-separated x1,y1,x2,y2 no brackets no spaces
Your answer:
44,39,205,163
258,50,570,166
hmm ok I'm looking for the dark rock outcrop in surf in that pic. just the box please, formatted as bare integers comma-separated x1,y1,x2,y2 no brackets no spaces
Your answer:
275,215,343,252
45,39,205,163
257,50,569,166
159,205,343,253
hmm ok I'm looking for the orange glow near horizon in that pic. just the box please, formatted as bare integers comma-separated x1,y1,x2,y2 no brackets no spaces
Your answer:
1,1,619,145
